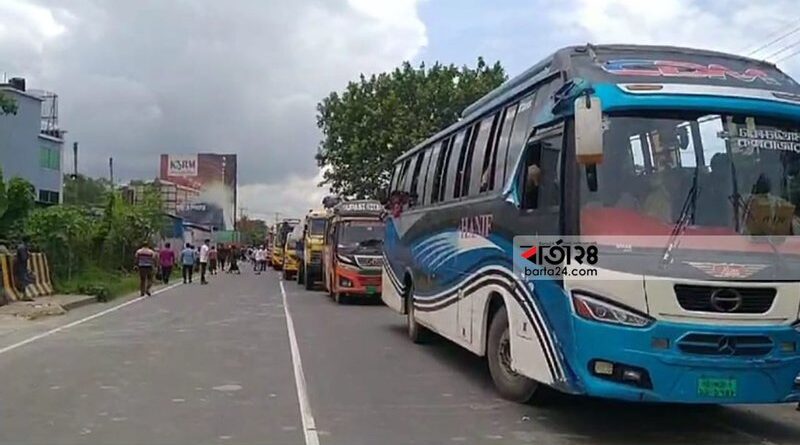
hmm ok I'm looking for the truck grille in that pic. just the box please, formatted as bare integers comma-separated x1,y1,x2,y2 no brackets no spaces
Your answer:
674,285,776,314
677,333,773,357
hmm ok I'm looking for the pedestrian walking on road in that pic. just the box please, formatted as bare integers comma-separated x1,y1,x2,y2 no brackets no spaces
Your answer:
259,245,268,272
135,242,156,296
209,246,218,275
228,245,241,274
199,239,210,284
218,244,227,271
181,243,196,283
159,242,176,284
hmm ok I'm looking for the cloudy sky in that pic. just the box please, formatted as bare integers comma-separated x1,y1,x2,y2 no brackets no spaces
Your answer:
2,0,800,220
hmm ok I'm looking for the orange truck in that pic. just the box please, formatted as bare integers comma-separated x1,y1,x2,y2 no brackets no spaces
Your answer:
322,200,384,304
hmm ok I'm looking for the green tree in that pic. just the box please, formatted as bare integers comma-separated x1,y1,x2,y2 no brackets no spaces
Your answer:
0,92,17,115
26,206,96,280
316,58,506,197
237,216,268,245
63,174,110,207
0,177,35,238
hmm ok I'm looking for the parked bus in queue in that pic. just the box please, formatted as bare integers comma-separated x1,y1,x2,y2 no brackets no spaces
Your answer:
382,44,800,404
323,200,385,304
297,209,329,290
271,218,300,270
282,226,303,280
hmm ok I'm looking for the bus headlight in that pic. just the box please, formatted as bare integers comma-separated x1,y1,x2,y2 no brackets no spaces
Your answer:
793,320,800,333
572,291,653,328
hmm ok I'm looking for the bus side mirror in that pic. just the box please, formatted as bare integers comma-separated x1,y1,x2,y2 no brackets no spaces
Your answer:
574,96,604,166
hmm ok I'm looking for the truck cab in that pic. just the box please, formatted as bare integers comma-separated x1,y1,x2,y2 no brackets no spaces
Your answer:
271,218,300,270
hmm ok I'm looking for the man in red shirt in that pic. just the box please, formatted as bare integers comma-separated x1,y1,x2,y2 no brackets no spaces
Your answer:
159,242,176,284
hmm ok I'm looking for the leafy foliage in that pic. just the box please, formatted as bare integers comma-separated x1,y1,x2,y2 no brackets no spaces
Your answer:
0,168,35,239
237,216,268,246
0,92,17,115
63,174,110,207
316,58,506,197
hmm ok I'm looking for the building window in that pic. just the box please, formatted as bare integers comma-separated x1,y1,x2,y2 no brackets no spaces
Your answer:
38,189,60,204
39,147,60,170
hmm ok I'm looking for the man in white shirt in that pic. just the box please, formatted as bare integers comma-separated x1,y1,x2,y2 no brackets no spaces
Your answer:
199,239,210,284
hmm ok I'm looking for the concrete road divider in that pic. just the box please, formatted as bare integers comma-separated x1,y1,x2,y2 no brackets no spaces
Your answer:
0,253,54,302
0,255,21,302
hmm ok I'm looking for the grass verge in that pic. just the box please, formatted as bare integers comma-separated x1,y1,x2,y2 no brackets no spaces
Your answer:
55,267,139,301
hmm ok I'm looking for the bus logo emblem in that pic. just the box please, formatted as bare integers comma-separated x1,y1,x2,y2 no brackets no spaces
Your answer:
709,288,743,313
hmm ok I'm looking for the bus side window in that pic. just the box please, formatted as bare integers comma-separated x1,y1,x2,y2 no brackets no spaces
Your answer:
401,155,418,195
445,130,467,201
494,103,518,191
389,163,402,193
419,146,435,206
469,114,499,195
396,158,412,193
439,137,456,202
429,138,448,204
504,94,536,182
521,135,561,210
408,148,427,207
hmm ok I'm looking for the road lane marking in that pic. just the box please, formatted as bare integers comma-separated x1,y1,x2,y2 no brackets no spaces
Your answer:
0,282,183,356
279,280,320,445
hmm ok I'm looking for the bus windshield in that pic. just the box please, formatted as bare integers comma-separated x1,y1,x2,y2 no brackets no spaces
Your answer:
338,221,384,248
309,218,326,235
581,112,800,237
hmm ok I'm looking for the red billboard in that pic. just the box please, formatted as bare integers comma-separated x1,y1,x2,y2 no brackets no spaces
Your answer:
159,153,237,230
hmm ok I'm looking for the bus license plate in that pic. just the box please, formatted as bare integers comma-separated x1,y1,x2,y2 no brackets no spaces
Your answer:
697,377,737,398
366,286,377,294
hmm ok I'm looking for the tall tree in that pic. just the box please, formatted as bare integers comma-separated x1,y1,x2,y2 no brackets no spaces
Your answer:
316,58,506,198
0,92,17,115
63,174,110,207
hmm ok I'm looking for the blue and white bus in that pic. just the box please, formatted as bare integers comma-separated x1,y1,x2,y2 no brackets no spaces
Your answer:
382,44,800,404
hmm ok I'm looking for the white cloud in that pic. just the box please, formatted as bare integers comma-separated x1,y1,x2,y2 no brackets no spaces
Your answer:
239,170,329,222
566,0,800,75
1,0,427,224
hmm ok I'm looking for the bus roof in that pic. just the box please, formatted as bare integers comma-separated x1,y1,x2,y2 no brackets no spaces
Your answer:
394,43,797,164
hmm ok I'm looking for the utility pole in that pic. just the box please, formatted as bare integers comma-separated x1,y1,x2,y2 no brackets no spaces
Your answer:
72,142,78,178
109,157,114,186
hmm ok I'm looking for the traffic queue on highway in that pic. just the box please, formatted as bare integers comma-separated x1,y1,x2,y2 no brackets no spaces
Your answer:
269,198,385,304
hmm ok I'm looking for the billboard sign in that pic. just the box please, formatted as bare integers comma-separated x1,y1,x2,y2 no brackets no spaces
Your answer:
167,154,198,177
160,153,237,231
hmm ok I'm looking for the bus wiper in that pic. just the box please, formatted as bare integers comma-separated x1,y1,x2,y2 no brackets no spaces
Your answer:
660,165,701,268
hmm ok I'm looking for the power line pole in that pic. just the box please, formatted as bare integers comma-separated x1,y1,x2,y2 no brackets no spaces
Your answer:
109,157,114,186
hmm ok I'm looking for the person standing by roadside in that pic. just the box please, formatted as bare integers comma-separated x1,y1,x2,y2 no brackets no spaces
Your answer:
228,245,241,274
199,239,210,284
181,243,195,283
159,242,175,284
135,242,156,296
14,237,32,300
209,246,218,275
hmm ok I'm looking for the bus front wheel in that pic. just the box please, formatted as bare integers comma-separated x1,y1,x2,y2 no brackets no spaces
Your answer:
487,306,538,403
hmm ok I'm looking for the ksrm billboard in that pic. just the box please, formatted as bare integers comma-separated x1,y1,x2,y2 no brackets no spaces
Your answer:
160,153,237,231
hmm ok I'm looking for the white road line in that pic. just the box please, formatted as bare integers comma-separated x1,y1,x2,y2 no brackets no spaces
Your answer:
0,282,183,356
279,280,320,445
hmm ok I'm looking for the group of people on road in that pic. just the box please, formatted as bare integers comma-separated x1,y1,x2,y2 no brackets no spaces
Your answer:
252,245,268,274
134,240,248,296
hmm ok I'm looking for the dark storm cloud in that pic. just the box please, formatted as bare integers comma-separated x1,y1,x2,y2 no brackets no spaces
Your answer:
1,0,426,189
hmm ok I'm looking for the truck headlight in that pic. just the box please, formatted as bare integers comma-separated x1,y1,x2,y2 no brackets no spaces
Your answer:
571,291,653,328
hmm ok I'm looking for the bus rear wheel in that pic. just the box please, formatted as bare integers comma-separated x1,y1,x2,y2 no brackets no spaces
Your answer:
297,264,305,285
487,306,539,403
406,283,428,343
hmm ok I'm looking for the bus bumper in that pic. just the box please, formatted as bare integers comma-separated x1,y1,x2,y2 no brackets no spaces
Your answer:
333,268,381,297
569,317,800,404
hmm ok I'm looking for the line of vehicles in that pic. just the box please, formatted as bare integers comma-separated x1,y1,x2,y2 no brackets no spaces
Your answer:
275,44,800,407
268,199,386,304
